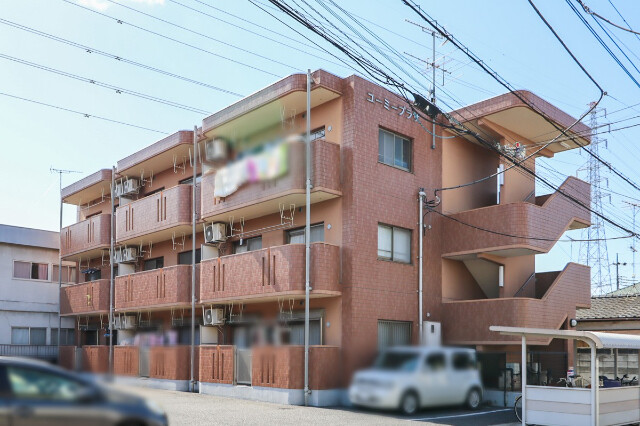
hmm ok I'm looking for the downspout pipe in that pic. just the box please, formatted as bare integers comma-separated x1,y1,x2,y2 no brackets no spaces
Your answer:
190,126,197,392
304,69,311,407
108,166,115,377
418,189,426,344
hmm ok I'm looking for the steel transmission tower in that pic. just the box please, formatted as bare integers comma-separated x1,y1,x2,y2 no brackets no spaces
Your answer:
579,103,613,295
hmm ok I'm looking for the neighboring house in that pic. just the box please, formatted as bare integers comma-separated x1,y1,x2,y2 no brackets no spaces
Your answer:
576,287,640,382
0,224,75,360
60,70,592,404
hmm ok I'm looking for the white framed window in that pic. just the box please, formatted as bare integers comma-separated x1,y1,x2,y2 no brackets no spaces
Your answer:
287,223,325,244
11,327,47,345
377,224,411,263
12,261,49,281
378,128,412,171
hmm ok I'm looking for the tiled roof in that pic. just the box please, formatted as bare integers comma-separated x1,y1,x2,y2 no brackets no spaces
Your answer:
577,295,640,320
606,283,640,297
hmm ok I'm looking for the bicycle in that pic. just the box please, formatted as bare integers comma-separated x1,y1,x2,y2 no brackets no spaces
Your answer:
514,394,522,423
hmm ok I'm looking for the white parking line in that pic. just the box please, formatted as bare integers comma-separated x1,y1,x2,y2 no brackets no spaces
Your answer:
410,408,511,421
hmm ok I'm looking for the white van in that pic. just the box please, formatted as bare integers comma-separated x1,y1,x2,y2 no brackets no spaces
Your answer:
348,346,483,415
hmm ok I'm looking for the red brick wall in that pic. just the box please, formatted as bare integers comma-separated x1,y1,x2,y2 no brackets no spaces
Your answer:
441,263,591,345
442,176,590,256
200,243,339,302
115,265,198,310
252,346,340,390
60,280,110,315
199,345,234,384
61,213,111,258
200,139,340,221
116,184,191,242
58,346,76,370
114,346,139,376
149,346,197,380
82,346,109,374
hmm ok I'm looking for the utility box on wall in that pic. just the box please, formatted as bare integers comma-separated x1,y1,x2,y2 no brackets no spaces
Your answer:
422,321,442,346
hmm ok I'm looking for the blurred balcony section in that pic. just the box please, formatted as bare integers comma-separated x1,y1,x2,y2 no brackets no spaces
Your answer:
200,243,340,304
115,184,195,246
199,345,234,385
60,346,109,374
114,265,199,311
201,136,341,225
60,279,110,315
441,263,590,346
442,177,590,259
60,214,111,262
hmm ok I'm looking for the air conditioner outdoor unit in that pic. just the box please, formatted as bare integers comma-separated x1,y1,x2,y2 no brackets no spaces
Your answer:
122,315,137,329
203,308,225,326
113,316,122,330
123,178,139,195
205,223,227,244
115,247,137,263
205,139,228,163
114,182,125,198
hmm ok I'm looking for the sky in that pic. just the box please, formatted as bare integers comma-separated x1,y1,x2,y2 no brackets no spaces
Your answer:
1,0,640,293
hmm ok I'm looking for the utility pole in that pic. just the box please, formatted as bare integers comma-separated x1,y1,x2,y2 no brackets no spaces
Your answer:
612,253,627,291
50,167,81,359
579,104,613,295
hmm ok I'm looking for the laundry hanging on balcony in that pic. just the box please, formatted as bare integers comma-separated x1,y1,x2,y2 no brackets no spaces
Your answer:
214,141,289,198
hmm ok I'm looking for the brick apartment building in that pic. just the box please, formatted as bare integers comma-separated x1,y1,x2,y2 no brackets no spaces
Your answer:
58,70,591,404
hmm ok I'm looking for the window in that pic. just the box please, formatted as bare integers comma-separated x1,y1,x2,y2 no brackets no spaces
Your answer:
310,127,326,141
377,320,411,350
179,174,202,185
233,237,263,254
425,352,447,371
452,351,476,370
51,329,75,346
378,128,411,170
7,366,92,401
287,223,324,244
11,328,46,345
13,261,49,281
11,328,29,345
143,257,164,271
52,265,77,284
374,352,420,372
178,249,202,265
378,224,411,263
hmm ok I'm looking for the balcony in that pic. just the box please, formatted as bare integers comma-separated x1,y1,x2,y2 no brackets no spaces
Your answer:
60,279,110,315
199,345,234,384
115,184,193,246
114,265,198,311
441,263,591,345
149,346,196,381
200,139,341,223
442,177,590,259
200,243,340,304
61,346,109,373
60,214,111,261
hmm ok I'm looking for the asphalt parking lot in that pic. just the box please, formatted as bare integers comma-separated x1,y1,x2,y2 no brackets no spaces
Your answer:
118,385,518,426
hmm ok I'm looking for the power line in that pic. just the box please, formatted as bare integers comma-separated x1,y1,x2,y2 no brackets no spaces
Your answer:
577,0,640,36
0,52,211,115
0,91,169,134
0,18,244,98
61,0,283,78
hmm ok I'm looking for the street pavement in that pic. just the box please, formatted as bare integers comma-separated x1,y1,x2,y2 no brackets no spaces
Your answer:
117,385,519,426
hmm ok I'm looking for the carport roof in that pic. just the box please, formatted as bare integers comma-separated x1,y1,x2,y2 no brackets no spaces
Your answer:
490,326,640,350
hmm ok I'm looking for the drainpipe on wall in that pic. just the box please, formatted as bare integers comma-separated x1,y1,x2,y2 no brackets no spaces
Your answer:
418,189,426,345
109,166,115,376
304,69,311,407
190,126,197,392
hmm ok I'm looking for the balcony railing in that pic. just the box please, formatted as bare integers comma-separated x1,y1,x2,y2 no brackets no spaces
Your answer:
441,263,590,345
201,139,341,223
115,184,193,245
200,243,340,303
442,177,590,258
0,345,59,360
60,279,110,315
61,213,111,261
115,265,198,311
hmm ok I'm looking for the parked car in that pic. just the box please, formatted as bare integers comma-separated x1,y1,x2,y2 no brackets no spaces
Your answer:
0,356,168,426
348,346,483,415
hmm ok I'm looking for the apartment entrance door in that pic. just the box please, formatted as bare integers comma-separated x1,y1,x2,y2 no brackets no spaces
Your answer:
234,327,252,385
139,347,150,378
